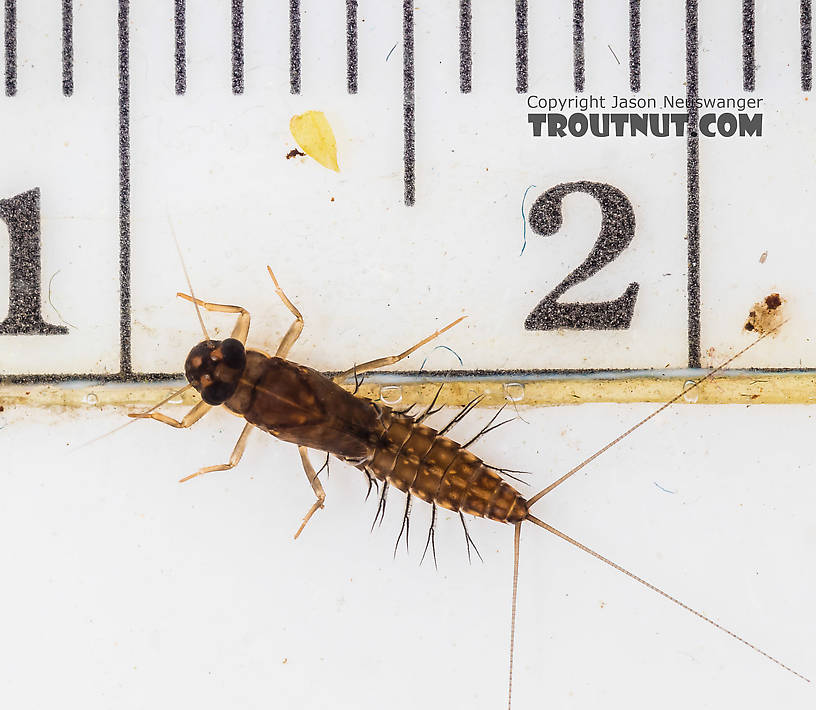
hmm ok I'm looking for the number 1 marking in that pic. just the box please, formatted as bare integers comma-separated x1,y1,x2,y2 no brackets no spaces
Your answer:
0,188,68,335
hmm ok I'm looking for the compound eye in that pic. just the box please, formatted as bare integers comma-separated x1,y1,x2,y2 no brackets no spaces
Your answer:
219,338,246,369
201,380,234,405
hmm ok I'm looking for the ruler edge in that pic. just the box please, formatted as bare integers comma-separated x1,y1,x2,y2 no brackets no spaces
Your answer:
2,370,815,407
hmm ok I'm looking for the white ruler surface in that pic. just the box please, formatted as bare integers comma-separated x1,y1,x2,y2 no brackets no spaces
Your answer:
0,1,813,383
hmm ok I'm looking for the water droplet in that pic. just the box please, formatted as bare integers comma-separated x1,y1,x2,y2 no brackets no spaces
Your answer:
504,382,524,402
682,380,698,403
380,385,402,405
85,393,99,406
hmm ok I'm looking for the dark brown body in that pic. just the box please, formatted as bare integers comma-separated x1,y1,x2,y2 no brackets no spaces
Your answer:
226,350,528,524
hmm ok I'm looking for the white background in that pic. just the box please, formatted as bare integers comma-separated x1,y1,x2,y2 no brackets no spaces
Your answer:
1,402,814,709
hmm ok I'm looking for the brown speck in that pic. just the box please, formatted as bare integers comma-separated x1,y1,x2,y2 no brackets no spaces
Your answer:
765,293,781,310
0,405,4,412
286,148,306,160
759,251,767,263
330,197,335,202
744,293,784,335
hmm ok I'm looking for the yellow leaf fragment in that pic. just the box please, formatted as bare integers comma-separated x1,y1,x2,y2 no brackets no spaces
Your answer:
289,110,339,172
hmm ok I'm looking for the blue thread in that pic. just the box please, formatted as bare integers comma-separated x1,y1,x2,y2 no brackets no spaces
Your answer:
520,184,536,256
654,482,677,494
386,42,397,61
419,345,464,372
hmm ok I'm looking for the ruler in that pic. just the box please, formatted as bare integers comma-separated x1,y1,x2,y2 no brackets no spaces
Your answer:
0,1,814,403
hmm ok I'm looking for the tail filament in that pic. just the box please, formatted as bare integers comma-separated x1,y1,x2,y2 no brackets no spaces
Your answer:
525,514,810,683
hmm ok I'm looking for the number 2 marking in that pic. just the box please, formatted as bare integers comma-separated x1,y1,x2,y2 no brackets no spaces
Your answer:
525,181,639,331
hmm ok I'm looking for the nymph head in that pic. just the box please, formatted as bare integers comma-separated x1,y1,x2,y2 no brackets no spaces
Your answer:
184,338,247,405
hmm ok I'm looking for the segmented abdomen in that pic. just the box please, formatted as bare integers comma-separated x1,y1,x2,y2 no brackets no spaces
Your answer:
364,410,528,524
